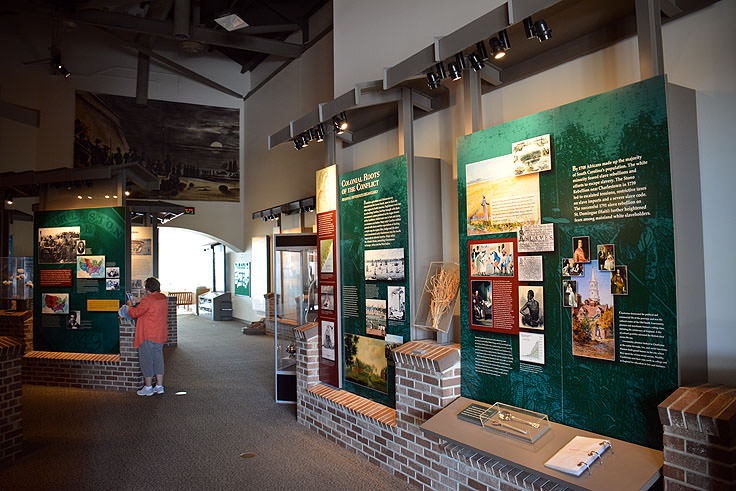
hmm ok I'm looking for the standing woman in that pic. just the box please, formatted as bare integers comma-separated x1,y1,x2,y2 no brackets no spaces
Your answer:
127,277,168,396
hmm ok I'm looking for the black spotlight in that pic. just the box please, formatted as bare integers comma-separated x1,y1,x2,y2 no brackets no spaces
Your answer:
467,52,484,72
294,138,303,150
454,52,467,71
313,123,325,142
305,128,315,141
333,112,348,133
534,19,551,41
426,71,441,89
475,41,489,61
523,17,536,39
498,29,511,50
435,62,447,79
490,37,506,60
52,55,71,78
447,60,462,81
300,133,310,148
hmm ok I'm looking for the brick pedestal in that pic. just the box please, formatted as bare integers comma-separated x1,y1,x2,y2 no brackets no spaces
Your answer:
0,310,33,351
295,335,573,491
166,296,178,347
0,336,24,463
659,385,736,490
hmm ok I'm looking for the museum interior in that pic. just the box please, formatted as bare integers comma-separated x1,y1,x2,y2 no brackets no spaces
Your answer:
0,0,734,490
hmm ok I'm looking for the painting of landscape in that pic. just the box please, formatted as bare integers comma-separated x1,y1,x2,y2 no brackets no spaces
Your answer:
344,333,388,393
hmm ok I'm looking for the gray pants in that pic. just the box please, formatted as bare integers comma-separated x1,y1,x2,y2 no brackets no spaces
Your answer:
138,339,165,378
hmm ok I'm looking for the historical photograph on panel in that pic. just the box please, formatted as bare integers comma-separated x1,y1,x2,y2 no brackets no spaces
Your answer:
344,333,388,393
511,134,552,176
105,266,120,278
563,280,578,308
365,298,387,337
75,239,87,256
320,238,334,274
517,223,554,252
572,262,615,361
385,334,403,367
364,248,405,281
469,241,515,277
519,285,544,330
38,227,81,264
561,258,583,277
387,286,406,321
74,91,239,201
466,154,541,236
597,244,616,271
470,280,493,328
131,238,152,256
42,293,69,314
321,320,336,361
77,255,106,279
611,265,629,295
519,332,545,365
518,255,543,282
66,310,82,330
106,278,120,290
572,236,591,263
320,284,335,312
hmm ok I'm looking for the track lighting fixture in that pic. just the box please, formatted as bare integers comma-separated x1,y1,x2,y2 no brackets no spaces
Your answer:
52,54,71,78
467,52,484,72
294,137,303,150
124,190,131,196
447,60,462,81
333,112,348,133
426,71,441,89
475,41,489,61
534,19,552,41
498,29,511,50
300,133,309,147
5,194,13,206
490,37,506,60
435,62,446,79
455,52,467,71
313,123,325,142
523,17,536,39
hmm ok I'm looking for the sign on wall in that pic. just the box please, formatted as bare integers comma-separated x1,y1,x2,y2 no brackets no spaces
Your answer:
234,259,251,297
457,76,678,448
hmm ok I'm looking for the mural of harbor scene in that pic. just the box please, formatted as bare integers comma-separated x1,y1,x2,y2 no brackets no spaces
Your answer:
74,91,239,201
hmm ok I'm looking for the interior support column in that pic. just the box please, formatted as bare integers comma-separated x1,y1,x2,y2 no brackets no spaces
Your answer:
136,52,150,106
463,68,483,134
636,0,664,79
152,215,159,278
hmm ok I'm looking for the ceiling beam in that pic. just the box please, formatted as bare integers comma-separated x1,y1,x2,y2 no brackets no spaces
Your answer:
0,100,40,127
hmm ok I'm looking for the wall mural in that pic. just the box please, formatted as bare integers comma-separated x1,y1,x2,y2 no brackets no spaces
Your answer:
74,91,239,201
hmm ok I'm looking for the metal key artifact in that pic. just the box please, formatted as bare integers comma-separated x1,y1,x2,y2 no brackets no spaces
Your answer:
498,410,540,429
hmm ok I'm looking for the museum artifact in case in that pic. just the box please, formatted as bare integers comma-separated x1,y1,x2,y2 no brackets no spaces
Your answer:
0,257,33,310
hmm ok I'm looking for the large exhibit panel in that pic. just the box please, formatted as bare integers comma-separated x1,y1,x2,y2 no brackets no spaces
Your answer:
457,76,704,448
33,207,126,354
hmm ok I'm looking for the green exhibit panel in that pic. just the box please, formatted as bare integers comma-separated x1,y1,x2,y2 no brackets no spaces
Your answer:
339,155,410,408
457,76,705,449
34,207,126,354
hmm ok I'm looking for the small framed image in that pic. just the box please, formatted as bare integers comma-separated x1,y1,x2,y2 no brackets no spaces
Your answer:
597,244,615,271
519,285,544,330
572,236,590,263
611,265,629,295
106,278,120,291
518,255,543,282
106,266,120,279
77,255,106,279
387,286,406,321
75,239,87,256
562,280,578,308
512,134,552,176
519,332,545,365
321,320,335,361
470,280,493,328
66,310,82,330
365,298,387,337
469,240,515,277
561,258,583,277
320,284,335,312
42,293,69,314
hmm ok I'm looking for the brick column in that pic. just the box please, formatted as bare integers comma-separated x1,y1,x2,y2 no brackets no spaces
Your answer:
0,336,25,463
659,385,736,490
166,296,178,347
0,310,32,351
294,323,320,424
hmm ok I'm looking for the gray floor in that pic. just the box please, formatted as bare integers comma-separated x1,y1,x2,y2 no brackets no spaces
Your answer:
0,314,416,491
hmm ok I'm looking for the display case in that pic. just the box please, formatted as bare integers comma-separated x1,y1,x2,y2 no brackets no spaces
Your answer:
0,257,34,310
273,233,318,403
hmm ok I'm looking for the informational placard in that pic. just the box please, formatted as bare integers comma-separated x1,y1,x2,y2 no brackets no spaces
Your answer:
339,156,409,407
233,258,251,297
458,77,678,448
34,207,125,354
316,164,339,387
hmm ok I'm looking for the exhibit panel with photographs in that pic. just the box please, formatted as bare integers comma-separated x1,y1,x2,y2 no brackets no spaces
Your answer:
74,91,239,201
34,207,126,354
339,156,410,407
468,238,519,334
457,76,680,448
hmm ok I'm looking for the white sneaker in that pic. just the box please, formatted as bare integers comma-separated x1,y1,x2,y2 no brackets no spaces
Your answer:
137,386,154,396
153,385,165,395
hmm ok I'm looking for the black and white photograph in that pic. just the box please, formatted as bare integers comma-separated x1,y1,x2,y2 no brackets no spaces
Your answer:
106,266,120,279
321,320,335,361
320,284,335,312
519,332,545,365
519,285,544,330
38,227,81,264
518,255,544,282
385,334,403,367
364,248,405,281
517,223,554,253
470,280,493,328
66,310,82,330
387,286,406,321
365,298,387,337
75,91,239,202
512,134,552,176
106,278,120,291
131,238,152,256
561,258,583,277
75,239,87,255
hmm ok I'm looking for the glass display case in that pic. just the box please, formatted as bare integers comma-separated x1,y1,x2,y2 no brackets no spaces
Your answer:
273,233,318,403
0,257,34,310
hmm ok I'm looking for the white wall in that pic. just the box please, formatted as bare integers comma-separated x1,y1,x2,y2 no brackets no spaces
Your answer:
335,1,736,384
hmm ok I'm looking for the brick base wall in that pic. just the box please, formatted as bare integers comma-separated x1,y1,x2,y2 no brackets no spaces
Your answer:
166,296,177,347
0,337,24,463
296,336,573,491
659,385,736,490
0,310,33,351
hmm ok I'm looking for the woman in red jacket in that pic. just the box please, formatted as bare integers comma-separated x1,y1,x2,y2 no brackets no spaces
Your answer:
127,277,168,396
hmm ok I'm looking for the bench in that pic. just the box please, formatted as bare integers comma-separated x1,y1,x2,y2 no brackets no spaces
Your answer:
168,291,193,311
